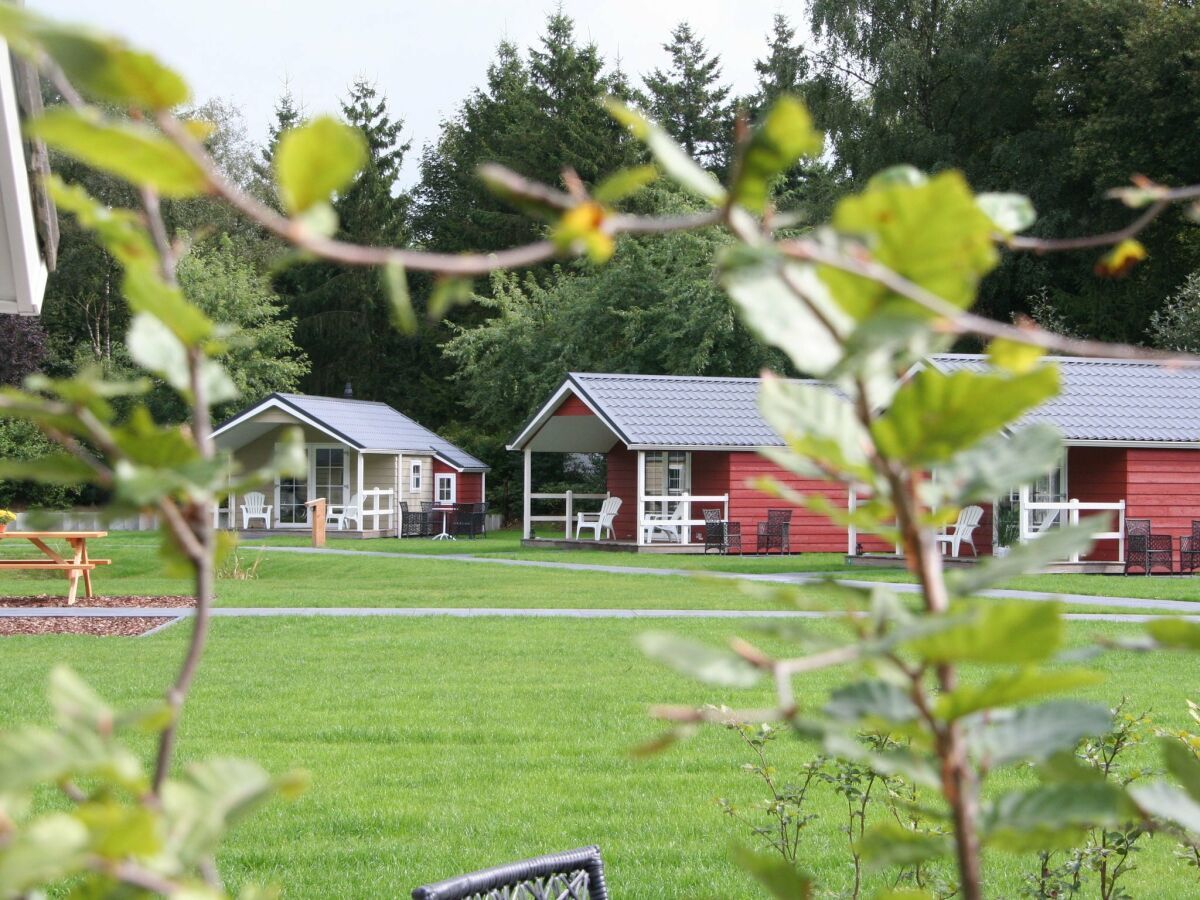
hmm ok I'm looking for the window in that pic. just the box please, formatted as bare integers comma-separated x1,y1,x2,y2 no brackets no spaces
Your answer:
410,461,422,492
313,448,346,505
436,473,456,504
643,451,689,517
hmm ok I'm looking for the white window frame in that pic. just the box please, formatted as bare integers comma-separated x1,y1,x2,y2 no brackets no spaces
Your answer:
273,443,348,528
410,460,422,492
435,472,456,504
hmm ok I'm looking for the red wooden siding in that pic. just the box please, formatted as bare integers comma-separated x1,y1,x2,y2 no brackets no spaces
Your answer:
727,452,852,552
606,445,638,539
1066,446,1126,561
432,459,483,504
1124,447,1200,567
554,393,593,416
691,451,730,523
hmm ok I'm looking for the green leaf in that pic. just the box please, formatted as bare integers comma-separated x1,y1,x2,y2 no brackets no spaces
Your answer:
857,822,952,870
29,108,206,197
1162,738,1200,804
821,729,940,789
733,95,823,213
48,666,113,732
122,265,214,346
0,5,188,108
0,813,89,894
947,520,1097,597
274,115,367,214
967,701,1112,767
605,99,725,204
822,170,998,320
428,277,474,320
1129,780,1200,834
637,631,760,688
0,453,99,485
935,667,1103,721
730,844,813,899
824,680,919,726
757,376,872,478
932,425,1063,510
905,601,1063,666
1146,618,1200,650
985,782,1131,852
720,250,850,377
977,193,1036,234
383,262,417,335
76,800,162,858
871,365,1060,465
126,313,237,403
593,165,659,204
987,337,1045,374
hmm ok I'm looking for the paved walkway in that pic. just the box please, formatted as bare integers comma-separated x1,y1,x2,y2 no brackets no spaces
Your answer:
258,545,1200,614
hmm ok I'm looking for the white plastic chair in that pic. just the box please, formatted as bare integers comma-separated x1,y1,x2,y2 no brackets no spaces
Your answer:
327,493,361,531
575,497,622,540
644,502,687,544
240,492,272,529
936,505,984,557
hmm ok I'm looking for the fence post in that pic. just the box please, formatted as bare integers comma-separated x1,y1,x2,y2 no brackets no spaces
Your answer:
305,499,326,548
1069,498,1080,563
564,490,573,539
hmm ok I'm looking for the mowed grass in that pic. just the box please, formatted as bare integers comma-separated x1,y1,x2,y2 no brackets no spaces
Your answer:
850,566,1200,602
1,618,1198,898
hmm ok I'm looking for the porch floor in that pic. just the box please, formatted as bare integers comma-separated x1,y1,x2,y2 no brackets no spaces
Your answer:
845,553,1125,575
231,528,396,540
521,537,799,555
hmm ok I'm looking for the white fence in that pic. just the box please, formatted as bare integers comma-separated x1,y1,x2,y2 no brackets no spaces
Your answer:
638,493,729,546
358,488,394,531
13,509,159,531
1019,497,1126,563
528,491,609,538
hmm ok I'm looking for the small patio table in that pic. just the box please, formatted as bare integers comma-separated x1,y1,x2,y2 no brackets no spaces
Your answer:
432,507,455,541
0,530,110,604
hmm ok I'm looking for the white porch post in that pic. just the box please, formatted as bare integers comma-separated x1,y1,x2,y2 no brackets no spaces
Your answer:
847,486,857,556
356,451,365,499
395,454,402,537
636,450,646,546
522,448,532,539
564,490,573,539
1018,483,1030,544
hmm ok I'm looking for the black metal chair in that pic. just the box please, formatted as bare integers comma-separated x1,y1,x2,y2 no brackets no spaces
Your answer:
400,502,427,538
412,846,609,900
702,507,742,554
1180,520,1200,574
419,501,435,537
756,508,792,555
451,502,486,539
1125,518,1172,575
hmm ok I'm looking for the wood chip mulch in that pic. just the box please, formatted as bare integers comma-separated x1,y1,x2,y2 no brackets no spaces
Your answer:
0,617,176,637
0,595,195,636
0,595,195,608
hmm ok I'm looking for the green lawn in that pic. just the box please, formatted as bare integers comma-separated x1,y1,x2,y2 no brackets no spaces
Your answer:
849,566,1200,602
0,617,1197,898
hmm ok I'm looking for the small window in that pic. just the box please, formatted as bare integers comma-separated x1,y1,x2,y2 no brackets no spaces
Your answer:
410,461,422,492
436,473,456,504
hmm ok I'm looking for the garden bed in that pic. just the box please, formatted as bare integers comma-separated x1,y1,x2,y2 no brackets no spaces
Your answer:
0,594,193,636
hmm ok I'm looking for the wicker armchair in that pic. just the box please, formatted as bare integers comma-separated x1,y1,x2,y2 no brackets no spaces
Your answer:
1180,520,1200,574
451,502,487,539
702,507,742,554
420,501,435,537
412,846,609,900
400,502,427,538
1125,518,1172,575
756,508,793,555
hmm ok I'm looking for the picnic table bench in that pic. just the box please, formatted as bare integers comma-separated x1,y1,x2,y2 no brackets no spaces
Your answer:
0,531,110,605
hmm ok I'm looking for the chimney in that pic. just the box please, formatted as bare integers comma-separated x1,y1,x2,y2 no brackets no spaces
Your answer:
343,381,354,399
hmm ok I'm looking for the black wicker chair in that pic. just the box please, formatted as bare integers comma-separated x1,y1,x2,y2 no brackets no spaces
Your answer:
400,502,427,538
1179,520,1200,574
703,507,742,554
420,501,435,537
1125,518,1172,575
412,845,609,900
756,508,793,555
451,502,486,539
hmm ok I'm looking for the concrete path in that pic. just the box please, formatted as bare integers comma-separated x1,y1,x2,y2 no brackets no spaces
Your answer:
0,606,1192,626
257,545,1200,614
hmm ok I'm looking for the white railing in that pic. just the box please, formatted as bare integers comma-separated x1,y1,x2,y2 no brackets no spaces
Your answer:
846,486,901,555
529,491,609,538
638,493,729,546
359,487,395,531
1019,497,1125,563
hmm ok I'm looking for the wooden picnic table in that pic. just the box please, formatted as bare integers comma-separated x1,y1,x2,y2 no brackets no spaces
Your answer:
0,531,110,605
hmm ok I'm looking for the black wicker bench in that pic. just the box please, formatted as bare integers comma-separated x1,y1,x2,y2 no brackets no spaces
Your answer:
412,845,609,900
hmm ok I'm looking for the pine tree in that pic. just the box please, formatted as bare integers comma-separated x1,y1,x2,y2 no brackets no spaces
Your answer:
251,87,303,203
751,14,810,117
643,22,731,167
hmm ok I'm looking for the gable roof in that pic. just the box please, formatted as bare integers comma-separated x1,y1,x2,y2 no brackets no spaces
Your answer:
509,356,1200,451
928,354,1200,444
213,393,489,472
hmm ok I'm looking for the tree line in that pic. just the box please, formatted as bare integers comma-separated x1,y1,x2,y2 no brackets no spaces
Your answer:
4,1,1199,513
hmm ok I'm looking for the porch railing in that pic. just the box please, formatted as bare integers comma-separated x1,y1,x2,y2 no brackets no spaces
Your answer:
1019,497,1125,563
528,491,610,538
638,493,729,546
360,487,395,531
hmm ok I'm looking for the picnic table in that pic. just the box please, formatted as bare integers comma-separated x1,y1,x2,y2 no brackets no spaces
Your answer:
0,531,110,605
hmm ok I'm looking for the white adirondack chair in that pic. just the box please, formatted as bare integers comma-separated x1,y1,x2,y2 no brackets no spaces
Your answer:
327,493,361,531
936,505,984,557
240,491,272,529
644,502,687,544
575,496,622,540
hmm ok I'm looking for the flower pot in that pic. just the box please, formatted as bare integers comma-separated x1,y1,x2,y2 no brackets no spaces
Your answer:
0,523,8,534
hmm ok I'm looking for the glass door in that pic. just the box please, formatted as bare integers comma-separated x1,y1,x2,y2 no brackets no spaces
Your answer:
277,475,308,525
314,448,347,506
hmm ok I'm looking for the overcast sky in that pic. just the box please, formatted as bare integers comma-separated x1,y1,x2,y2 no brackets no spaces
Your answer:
34,0,807,186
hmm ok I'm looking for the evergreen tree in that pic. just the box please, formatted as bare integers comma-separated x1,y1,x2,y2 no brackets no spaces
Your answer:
251,86,303,200
643,22,731,168
751,14,810,117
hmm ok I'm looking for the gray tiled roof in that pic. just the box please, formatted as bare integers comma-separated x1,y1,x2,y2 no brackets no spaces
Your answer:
928,354,1200,444
563,356,1200,448
275,394,489,470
